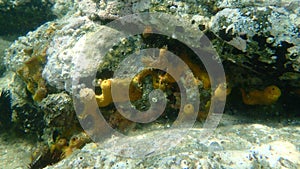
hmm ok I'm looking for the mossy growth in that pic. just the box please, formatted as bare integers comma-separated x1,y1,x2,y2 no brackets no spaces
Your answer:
97,36,142,74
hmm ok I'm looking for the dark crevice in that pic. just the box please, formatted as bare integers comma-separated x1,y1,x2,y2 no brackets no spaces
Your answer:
0,0,57,36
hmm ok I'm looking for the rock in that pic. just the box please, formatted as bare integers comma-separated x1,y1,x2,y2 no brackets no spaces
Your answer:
0,1,299,167
0,37,12,75
44,123,300,169
209,5,300,86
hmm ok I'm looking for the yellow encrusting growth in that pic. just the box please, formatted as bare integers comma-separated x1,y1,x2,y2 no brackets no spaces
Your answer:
17,47,48,102
240,85,281,105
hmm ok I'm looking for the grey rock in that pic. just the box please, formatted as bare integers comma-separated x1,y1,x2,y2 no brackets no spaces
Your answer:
210,6,300,69
1,1,299,167
45,123,300,169
43,23,124,93
0,37,12,75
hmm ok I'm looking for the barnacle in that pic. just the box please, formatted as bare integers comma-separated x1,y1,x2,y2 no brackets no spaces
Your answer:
240,85,281,105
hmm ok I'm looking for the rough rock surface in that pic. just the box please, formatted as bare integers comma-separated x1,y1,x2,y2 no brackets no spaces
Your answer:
0,0,299,168
0,37,12,75
45,118,300,169
0,131,34,169
3,0,300,94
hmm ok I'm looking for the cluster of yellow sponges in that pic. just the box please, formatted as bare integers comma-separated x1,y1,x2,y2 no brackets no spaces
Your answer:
94,47,212,108
90,46,282,126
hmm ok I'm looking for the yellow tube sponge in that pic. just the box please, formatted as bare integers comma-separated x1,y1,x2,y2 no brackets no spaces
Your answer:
95,78,142,107
95,79,113,107
241,85,281,105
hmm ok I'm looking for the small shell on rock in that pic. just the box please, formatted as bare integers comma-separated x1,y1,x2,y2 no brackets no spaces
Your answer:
180,159,189,169
266,37,275,44
169,6,177,13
